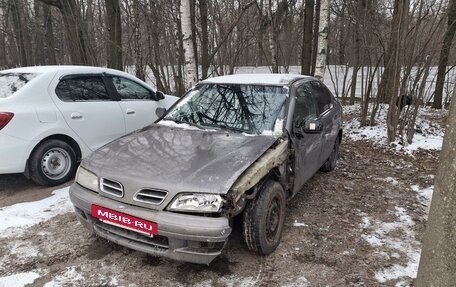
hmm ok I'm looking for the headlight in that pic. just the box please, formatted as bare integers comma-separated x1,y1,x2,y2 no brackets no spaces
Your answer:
75,166,98,192
168,194,224,213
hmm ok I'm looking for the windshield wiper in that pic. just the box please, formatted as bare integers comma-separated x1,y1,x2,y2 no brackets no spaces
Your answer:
162,117,205,130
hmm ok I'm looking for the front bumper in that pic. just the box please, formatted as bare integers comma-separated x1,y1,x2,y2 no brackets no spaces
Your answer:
69,183,232,264
0,132,32,174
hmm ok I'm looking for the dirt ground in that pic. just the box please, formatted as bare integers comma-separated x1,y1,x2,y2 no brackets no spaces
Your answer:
0,137,438,287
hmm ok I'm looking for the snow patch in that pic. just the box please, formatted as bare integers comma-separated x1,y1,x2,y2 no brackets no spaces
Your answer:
293,221,308,227
411,185,434,206
343,104,444,154
0,271,40,287
360,207,420,284
0,187,72,237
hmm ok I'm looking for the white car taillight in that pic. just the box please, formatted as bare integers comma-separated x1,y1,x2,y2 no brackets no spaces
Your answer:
0,112,14,130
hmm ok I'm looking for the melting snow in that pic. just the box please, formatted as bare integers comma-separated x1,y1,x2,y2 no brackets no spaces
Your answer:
0,271,40,287
0,187,72,237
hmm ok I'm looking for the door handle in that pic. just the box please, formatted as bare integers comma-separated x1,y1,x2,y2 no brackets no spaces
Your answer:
126,109,135,115
70,112,83,119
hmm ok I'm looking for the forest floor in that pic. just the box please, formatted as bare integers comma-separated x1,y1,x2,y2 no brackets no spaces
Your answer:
0,106,444,287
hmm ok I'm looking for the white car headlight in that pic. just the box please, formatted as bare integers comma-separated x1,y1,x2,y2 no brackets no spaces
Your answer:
75,166,98,192
168,194,224,213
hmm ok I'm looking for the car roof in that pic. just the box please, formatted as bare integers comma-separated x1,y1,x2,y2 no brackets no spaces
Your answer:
200,73,314,86
0,65,125,76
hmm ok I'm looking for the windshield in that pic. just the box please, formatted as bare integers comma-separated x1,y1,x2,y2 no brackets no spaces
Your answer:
0,72,38,99
163,83,288,134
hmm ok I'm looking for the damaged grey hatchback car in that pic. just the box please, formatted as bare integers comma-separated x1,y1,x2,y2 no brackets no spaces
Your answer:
69,74,343,264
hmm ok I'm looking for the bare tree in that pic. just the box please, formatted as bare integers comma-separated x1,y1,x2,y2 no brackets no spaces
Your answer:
105,0,122,70
416,79,456,286
301,0,314,76
433,0,456,109
37,0,91,65
314,0,329,81
180,0,197,89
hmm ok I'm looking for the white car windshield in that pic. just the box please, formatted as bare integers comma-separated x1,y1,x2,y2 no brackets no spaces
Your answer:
0,73,38,99
163,83,288,134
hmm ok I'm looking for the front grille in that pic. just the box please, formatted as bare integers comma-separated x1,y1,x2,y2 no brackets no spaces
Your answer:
100,178,124,198
94,221,169,252
134,188,168,204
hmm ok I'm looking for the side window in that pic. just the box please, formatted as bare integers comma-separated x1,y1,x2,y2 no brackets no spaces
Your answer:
294,83,318,121
55,77,111,102
310,81,332,114
111,76,153,100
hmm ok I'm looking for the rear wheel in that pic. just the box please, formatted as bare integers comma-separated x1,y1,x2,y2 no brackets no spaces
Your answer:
242,180,286,255
29,139,77,186
320,138,339,172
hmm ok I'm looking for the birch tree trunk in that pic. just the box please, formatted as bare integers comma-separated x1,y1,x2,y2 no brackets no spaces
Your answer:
180,0,197,90
415,79,456,286
314,0,329,81
264,0,278,73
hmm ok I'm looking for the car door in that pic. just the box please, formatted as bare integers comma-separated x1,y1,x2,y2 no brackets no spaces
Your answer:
108,76,160,133
290,81,324,194
314,82,339,164
52,75,126,151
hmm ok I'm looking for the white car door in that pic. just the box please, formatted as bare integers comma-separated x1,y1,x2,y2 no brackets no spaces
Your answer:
51,75,126,151
109,76,160,133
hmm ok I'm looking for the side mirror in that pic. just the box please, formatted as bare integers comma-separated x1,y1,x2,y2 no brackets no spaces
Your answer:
156,91,165,101
155,107,167,118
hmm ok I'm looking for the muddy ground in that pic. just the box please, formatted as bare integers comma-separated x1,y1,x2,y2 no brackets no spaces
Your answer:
0,138,438,287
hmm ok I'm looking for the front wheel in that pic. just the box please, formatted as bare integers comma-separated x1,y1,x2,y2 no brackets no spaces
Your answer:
29,139,77,186
242,180,286,255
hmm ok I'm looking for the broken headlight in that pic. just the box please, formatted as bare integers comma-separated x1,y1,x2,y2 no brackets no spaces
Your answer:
168,194,224,213
75,166,98,192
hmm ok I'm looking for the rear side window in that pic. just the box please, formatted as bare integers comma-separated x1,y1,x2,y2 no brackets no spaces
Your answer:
56,77,111,102
111,76,153,100
0,73,38,99
310,81,332,114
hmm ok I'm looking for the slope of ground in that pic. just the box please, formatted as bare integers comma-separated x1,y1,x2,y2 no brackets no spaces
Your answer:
0,105,443,287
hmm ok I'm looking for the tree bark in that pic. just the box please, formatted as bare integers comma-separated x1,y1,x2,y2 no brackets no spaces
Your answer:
314,0,329,81
10,0,28,66
180,0,197,90
416,79,456,286
105,0,123,70
301,0,314,75
433,0,456,109
199,0,209,79
43,4,57,65
38,0,90,65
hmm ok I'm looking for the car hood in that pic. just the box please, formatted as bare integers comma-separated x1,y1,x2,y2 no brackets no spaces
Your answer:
82,124,278,207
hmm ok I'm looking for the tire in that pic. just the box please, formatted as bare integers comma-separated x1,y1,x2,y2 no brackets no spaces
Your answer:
320,138,340,172
29,139,77,186
242,180,286,255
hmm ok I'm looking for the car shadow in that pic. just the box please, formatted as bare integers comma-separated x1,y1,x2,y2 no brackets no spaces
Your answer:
0,173,72,207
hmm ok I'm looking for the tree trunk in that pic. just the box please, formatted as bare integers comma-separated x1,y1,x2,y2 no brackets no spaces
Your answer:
433,0,456,109
180,0,197,90
105,0,123,70
384,0,409,143
314,0,329,81
10,0,28,66
416,79,456,286
311,0,320,76
38,0,90,65
43,4,57,65
199,0,209,79
264,0,279,73
301,0,314,75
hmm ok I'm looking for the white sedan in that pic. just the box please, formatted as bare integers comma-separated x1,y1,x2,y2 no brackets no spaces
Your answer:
0,66,178,186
